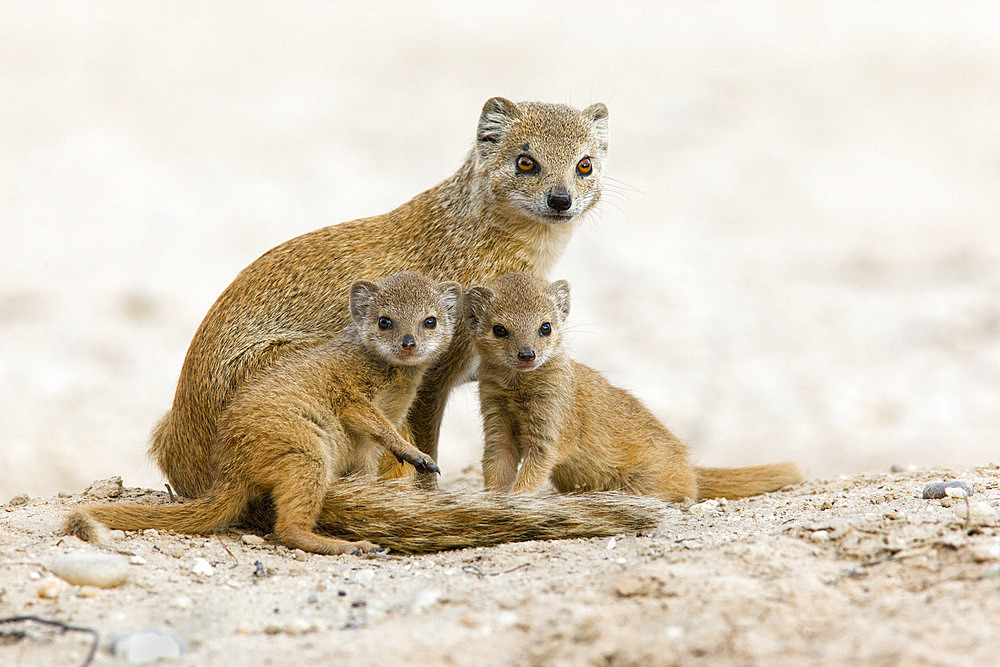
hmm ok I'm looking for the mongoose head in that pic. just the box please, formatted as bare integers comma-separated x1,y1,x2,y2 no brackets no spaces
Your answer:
476,97,609,225
466,273,570,372
349,271,462,367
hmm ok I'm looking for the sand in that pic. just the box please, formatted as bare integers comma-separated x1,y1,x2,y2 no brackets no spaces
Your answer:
1,2,999,664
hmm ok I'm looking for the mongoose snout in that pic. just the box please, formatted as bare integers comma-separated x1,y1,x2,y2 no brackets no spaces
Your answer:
547,191,572,212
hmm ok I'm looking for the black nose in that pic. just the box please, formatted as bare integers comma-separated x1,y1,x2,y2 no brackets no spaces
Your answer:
547,192,572,212
517,348,536,361
401,335,416,349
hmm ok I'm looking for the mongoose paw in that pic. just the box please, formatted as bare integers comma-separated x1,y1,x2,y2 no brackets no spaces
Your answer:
394,451,440,475
349,540,383,555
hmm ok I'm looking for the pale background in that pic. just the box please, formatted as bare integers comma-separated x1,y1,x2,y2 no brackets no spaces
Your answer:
2,2,998,499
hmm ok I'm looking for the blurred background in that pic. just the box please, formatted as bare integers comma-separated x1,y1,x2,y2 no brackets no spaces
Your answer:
2,2,998,499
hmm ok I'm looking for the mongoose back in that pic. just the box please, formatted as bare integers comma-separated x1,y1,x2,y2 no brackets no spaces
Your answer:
70,272,461,554
153,97,610,497
467,273,804,501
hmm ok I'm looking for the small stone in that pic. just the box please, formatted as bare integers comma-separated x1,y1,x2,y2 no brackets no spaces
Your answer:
191,558,214,576
52,552,130,588
129,555,146,565
409,588,442,613
142,529,159,538
615,577,651,598
293,549,308,561
688,499,721,516
7,494,30,506
606,537,617,550
954,501,999,527
37,576,64,599
171,595,193,610
83,476,123,499
108,530,126,542
241,534,265,546
78,586,101,598
110,629,185,662
810,530,830,543
158,543,185,559
283,618,314,635
922,481,974,500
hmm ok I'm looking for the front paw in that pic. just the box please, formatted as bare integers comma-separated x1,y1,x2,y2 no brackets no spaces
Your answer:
405,454,441,475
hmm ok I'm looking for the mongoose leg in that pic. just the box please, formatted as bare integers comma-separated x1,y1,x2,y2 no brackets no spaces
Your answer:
511,443,558,494
482,438,521,492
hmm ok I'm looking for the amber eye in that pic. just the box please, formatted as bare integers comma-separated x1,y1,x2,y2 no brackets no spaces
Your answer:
539,322,552,336
516,155,536,173
423,317,437,329
577,158,593,176
492,324,509,338
378,317,392,330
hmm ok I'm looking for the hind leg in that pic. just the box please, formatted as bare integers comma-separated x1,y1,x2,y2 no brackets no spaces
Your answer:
270,474,380,555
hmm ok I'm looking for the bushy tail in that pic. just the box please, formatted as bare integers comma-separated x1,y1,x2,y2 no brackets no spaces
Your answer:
312,479,669,554
695,462,803,500
65,483,249,544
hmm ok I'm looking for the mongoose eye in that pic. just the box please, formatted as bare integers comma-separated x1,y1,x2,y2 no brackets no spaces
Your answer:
492,324,509,338
423,316,437,329
576,157,593,176
539,322,552,336
378,317,393,330
516,155,537,174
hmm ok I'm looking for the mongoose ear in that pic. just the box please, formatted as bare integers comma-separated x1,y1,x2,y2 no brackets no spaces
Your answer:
464,286,495,331
349,280,379,323
438,281,463,322
547,280,571,322
583,102,609,153
477,97,522,152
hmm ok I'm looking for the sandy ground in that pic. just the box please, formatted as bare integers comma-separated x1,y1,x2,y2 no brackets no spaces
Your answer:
2,467,999,665
2,1,999,664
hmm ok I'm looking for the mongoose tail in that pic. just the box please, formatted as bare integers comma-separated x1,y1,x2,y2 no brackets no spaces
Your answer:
66,485,248,544
695,462,803,500
314,480,668,554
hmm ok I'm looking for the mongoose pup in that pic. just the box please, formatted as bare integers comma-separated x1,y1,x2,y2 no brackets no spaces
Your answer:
70,272,461,555
467,273,803,501
154,97,611,497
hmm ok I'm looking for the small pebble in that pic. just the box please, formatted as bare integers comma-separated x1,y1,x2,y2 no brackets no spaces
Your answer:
83,477,123,499
7,494,30,507
108,530,126,542
110,629,186,663
158,543,185,559
921,481,974,500
810,530,830,543
241,534,265,546
143,529,159,538
37,576,64,599
954,501,999,527
78,586,101,598
606,537,617,551
293,549,308,561
688,499,721,516
409,588,442,613
171,595,193,610
129,555,147,565
191,558,214,576
52,552,130,588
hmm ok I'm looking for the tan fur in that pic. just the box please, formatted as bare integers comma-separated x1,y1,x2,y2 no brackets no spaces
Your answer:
69,272,462,555
151,97,610,498
468,273,804,502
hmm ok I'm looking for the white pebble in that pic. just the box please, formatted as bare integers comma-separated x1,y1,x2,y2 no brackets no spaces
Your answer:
945,486,969,499
129,555,146,565
171,595,193,610
689,499,721,516
241,534,265,546
606,537,617,550
37,576,64,599
191,558,214,576
52,552,130,588
810,530,830,543
110,629,185,662
410,588,442,613
954,501,999,527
